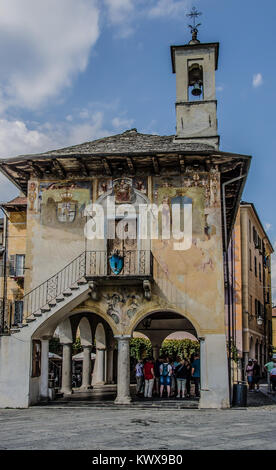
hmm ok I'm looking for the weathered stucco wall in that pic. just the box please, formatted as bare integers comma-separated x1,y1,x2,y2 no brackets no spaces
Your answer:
24,170,225,337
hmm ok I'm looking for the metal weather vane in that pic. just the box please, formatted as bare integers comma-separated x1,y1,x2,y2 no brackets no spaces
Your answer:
187,6,202,42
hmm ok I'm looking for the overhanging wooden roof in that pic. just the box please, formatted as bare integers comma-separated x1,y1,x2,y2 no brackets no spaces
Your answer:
0,129,251,246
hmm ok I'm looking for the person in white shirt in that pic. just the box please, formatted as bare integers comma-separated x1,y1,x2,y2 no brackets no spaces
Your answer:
135,359,144,396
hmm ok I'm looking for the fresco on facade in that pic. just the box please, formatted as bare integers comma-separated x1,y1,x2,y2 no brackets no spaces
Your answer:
133,177,148,195
113,178,135,204
97,179,112,198
39,181,92,229
28,181,39,213
153,176,205,238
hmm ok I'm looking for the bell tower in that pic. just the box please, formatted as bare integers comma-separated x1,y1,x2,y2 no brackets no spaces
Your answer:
171,8,220,149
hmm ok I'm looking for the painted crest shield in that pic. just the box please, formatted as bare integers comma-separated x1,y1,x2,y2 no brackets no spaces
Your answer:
109,253,124,275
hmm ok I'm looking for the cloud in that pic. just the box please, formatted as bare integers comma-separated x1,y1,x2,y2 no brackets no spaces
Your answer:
252,73,263,88
265,223,272,232
0,0,100,110
104,0,134,24
112,116,135,129
103,0,191,37
147,0,190,18
104,0,135,37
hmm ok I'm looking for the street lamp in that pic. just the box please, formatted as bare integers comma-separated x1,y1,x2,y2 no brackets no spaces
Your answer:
257,316,264,326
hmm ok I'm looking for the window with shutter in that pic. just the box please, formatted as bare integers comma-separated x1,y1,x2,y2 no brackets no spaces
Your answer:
15,254,25,277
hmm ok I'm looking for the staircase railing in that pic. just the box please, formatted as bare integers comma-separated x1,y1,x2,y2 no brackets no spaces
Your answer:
23,250,152,319
23,251,86,318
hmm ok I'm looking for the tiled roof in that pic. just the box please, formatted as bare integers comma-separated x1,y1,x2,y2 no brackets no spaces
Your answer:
3,196,27,206
2,129,214,162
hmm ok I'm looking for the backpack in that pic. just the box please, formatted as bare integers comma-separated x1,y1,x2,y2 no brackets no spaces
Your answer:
162,363,169,377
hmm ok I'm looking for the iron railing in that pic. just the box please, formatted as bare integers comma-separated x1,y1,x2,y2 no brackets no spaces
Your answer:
86,250,152,277
22,250,152,319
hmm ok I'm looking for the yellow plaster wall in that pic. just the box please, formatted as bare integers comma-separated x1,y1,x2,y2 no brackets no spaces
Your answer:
24,172,226,335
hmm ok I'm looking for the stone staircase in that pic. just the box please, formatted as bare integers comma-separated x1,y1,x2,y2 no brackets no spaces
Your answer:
10,251,91,335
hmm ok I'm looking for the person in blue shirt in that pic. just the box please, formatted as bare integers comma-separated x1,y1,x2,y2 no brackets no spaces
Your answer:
191,354,200,398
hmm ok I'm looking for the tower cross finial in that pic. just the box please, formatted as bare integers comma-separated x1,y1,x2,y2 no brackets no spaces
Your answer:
187,6,202,43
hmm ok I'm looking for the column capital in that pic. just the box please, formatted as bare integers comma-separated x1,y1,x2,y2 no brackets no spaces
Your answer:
114,335,131,341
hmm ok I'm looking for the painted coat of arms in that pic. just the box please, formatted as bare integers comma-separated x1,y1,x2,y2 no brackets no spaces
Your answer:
113,178,135,204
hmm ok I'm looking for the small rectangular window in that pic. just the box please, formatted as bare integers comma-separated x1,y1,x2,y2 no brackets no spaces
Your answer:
249,249,252,270
14,300,23,325
254,257,257,277
9,254,25,277
259,263,262,282
32,340,41,378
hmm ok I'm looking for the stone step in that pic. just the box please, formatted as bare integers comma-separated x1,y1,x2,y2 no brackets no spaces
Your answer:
63,290,73,297
41,305,51,313
26,316,36,323
70,285,80,291
10,328,21,334
34,312,43,317
77,278,88,286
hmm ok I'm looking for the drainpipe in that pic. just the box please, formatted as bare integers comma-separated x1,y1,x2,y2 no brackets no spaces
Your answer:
222,174,246,399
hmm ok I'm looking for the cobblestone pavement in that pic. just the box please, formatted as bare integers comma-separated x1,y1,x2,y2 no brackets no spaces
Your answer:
0,391,275,450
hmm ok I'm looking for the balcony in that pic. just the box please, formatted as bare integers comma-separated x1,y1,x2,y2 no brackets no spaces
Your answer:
85,250,153,285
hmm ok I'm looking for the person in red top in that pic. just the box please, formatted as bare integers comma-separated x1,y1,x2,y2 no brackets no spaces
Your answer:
144,357,155,398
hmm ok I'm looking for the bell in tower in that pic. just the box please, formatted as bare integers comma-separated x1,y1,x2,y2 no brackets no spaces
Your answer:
170,8,220,149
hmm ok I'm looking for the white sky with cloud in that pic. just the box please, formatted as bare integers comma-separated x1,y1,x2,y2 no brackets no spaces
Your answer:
0,0,100,110
252,73,263,88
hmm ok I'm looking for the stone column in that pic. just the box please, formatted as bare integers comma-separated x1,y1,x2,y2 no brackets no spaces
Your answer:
80,345,92,391
152,345,160,360
40,338,50,400
199,335,230,409
61,343,72,395
115,335,131,405
96,348,106,384
107,346,114,384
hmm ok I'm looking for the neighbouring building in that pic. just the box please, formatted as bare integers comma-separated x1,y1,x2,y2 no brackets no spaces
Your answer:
0,197,27,332
226,202,274,381
272,306,276,354
0,27,251,409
